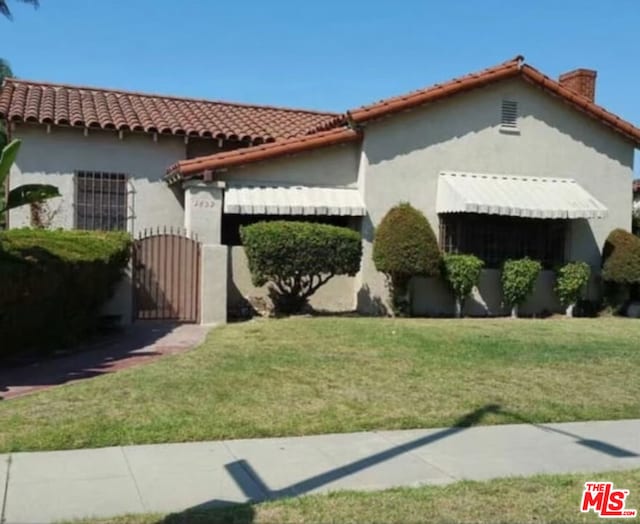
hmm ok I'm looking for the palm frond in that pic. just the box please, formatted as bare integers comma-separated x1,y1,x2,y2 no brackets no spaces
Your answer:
0,58,13,82
0,0,39,20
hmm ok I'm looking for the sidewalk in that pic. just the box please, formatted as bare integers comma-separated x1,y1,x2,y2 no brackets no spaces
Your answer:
1,419,639,523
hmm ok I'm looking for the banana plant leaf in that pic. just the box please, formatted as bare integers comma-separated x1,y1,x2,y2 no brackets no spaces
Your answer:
0,184,60,213
0,139,20,187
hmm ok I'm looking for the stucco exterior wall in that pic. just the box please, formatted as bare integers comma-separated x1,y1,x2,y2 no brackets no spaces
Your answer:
216,142,360,187
7,125,190,324
8,125,186,234
357,78,635,315
217,145,361,314
228,246,356,313
411,270,561,317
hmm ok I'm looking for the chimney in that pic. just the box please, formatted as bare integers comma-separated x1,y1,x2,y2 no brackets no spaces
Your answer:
558,68,597,102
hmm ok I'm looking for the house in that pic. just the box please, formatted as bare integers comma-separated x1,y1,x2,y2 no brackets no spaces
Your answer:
1,55,639,323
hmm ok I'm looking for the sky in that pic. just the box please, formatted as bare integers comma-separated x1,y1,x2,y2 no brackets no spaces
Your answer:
2,0,639,176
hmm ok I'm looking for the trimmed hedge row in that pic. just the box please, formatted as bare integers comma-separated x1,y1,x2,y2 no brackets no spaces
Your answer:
0,229,131,356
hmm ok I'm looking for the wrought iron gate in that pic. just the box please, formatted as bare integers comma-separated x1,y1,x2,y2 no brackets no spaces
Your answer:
133,228,201,322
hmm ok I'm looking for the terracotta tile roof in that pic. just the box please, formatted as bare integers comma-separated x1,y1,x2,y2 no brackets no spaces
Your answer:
348,56,523,123
0,78,341,144
519,64,640,145
348,55,640,146
167,127,361,181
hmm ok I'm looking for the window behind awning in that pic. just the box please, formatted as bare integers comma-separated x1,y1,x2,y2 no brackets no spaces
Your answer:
436,172,608,219
224,185,366,216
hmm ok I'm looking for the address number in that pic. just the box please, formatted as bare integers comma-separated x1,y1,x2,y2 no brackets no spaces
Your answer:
193,200,215,208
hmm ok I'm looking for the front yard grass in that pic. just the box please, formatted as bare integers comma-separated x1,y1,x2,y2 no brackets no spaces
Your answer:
1,317,639,452
66,468,640,523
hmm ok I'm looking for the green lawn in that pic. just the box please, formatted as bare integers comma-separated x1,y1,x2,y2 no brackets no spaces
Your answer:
1,317,639,452
65,468,640,524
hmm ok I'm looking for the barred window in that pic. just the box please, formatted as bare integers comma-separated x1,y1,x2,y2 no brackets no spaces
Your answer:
439,213,566,269
75,171,128,231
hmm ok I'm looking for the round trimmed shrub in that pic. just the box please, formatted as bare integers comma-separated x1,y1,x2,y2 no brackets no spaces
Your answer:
602,229,640,285
372,203,441,316
602,228,640,307
555,261,591,317
240,221,362,315
442,254,484,318
501,258,542,318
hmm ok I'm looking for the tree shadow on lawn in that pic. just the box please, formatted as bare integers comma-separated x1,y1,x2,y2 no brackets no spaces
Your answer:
148,404,637,524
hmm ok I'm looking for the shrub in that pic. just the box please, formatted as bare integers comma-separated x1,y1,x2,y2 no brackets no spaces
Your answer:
373,203,441,316
501,258,542,318
555,262,591,317
602,228,640,305
442,254,484,318
0,229,131,356
240,221,362,315
633,209,640,237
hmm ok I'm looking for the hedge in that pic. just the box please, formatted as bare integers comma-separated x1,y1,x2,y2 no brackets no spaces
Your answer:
501,258,542,318
442,254,484,318
373,203,441,316
0,229,131,356
240,221,362,314
555,261,591,316
602,228,640,306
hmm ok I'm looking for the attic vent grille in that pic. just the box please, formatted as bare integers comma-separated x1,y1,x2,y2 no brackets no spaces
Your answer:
501,100,518,129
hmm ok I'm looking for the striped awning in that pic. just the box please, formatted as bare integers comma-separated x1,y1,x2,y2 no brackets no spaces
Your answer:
223,185,366,216
436,172,608,219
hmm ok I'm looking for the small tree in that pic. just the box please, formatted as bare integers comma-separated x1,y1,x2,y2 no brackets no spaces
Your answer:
372,203,441,316
240,221,362,315
602,228,640,305
442,254,484,318
555,261,591,318
0,139,60,224
501,258,542,318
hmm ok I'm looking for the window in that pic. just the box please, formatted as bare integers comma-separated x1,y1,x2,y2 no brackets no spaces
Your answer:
222,214,357,246
439,213,566,269
75,171,128,231
501,99,518,130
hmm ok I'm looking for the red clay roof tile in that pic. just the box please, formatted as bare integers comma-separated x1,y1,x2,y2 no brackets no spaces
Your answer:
167,127,361,180
0,78,341,144
348,56,523,123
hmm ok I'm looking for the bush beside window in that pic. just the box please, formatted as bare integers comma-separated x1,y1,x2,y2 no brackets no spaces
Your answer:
373,203,441,317
240,221,362,315
501,258,542,318
602,228,640,310
555,261,591,317
442,254,484,318
0,229,131,356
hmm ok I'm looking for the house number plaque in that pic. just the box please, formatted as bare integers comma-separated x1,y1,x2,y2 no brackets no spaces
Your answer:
193,199,215,208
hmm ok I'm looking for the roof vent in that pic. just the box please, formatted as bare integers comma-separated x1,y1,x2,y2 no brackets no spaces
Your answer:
501,100,518,130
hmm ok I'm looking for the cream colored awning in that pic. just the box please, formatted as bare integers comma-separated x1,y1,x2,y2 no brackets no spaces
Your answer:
224,185,366,216
436,172,608,219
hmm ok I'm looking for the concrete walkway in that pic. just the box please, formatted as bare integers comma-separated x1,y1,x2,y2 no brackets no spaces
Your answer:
1,419,639,523
0,322,210,400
